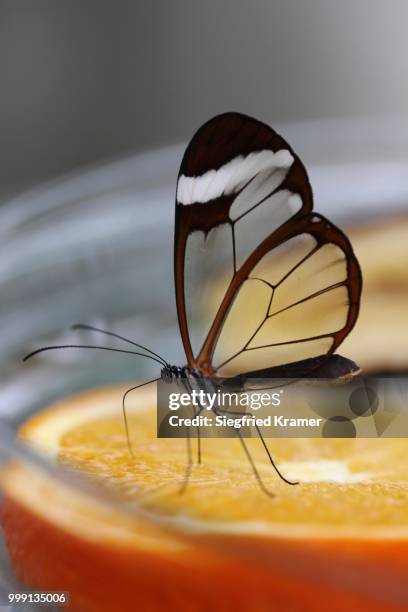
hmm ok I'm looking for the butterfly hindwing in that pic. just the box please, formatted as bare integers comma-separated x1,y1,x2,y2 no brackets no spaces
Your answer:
174,113,361,377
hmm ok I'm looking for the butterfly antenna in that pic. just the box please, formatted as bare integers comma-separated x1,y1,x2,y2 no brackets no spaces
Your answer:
72,324,169,366
254,423,299,486
23,345,165,367
122,377,160,458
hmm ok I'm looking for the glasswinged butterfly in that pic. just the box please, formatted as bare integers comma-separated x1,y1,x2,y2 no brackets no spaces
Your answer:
24,113,362,494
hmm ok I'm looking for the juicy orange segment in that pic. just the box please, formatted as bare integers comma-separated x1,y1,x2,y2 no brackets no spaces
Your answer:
15,384,408,538
3,385,408,612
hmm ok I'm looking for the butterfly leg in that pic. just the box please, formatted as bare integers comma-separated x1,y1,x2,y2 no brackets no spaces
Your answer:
214,386,298,486
185,372,205,465
179,424,193,495
235,427,275,498
212,405,275,497
178,375,198,494
254,423,299,486
122,377,160,457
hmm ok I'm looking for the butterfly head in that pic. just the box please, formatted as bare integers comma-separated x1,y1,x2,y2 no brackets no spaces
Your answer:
160,364,187,384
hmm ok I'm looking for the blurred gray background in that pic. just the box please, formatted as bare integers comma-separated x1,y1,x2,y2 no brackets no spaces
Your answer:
0,0,407,421
1,0,407,198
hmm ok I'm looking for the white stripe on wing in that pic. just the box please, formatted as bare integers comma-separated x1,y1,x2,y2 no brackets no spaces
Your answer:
177,149,293,205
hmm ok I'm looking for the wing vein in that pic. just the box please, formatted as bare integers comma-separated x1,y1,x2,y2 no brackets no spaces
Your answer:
268,281,347,319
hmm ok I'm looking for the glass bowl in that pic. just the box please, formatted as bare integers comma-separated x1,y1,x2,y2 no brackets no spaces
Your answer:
1,115,407,608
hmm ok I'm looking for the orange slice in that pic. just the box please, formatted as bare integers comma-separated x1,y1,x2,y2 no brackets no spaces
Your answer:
2,384,408,611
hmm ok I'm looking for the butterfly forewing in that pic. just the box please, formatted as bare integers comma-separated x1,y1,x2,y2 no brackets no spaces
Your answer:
174,113,361,377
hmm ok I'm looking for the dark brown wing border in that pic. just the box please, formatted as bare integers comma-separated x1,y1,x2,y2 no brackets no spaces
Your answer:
174,112,314,368
174,113,362,375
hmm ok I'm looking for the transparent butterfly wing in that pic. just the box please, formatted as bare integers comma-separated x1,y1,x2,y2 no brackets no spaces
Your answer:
212,214,361,376
174,113,361,377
